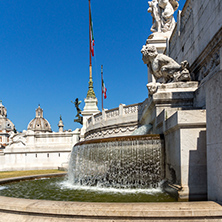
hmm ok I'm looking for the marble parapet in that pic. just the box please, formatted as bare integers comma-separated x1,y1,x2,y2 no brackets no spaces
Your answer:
84,103,145,140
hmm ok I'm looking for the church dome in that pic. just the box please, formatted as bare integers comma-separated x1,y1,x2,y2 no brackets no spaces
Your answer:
0,101,15,132
27,105,52,132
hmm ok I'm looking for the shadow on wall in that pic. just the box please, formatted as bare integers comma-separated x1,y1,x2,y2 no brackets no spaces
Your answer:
188,130,207,201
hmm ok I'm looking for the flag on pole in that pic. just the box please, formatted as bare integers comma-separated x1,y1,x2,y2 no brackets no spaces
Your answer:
102,79,107,99
89,2,95,57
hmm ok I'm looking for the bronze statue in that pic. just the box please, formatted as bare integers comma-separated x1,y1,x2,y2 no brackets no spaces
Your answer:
71,98,83,125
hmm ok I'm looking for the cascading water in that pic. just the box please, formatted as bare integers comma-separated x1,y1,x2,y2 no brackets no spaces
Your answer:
68,135,164,189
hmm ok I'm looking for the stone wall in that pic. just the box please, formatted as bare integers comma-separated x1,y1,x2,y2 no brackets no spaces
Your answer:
206,70,222,202
169,0,221,70
169,0,222,108
164,110,207,201
167,0,222,202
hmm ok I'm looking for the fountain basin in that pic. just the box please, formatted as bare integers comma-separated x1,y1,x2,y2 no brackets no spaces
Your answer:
0,174,175,202
0,174,222,221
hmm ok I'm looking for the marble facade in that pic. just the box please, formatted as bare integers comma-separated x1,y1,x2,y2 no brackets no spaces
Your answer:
143,0,221,201
0,105,80,171
167,0,222,202
206,70,222,202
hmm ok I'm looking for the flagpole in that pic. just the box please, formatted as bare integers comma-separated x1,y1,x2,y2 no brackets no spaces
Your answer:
86,0,96,99
101,65,103,110
89,0,92,79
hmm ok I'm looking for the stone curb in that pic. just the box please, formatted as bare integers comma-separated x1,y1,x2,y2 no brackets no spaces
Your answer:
0,174,222,221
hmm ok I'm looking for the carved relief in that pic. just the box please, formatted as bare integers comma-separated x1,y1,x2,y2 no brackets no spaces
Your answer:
181,0,194,31
191,28,222,83
197,50,220,82
9,132,27,146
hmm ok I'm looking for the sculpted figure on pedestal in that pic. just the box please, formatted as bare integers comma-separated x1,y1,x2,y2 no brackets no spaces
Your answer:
71,98,83,125
148,0,161,33
141,45,191,94
148,0,179,33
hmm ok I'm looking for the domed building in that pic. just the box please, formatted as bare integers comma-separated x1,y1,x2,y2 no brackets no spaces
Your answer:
27,105,52,132
1,104,80,171
0,101,15,148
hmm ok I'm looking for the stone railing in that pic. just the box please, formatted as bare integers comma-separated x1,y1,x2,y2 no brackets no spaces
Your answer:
84,102,146,140
86,103,144,129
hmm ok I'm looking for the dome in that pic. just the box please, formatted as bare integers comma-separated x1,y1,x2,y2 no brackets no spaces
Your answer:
0,101,15,132
0,118,14,131
27,105,52,132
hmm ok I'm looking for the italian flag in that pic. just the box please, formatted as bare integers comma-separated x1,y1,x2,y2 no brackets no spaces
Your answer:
102,79,107,99
89,2,95,57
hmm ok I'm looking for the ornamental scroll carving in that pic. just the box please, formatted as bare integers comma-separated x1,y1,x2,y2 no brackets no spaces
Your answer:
85,125,138,140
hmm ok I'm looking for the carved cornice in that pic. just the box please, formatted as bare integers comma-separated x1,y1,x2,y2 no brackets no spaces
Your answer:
84,122,139,140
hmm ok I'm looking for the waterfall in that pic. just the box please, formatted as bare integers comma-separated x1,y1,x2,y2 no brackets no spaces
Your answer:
131,124,153,135
68,135,164,189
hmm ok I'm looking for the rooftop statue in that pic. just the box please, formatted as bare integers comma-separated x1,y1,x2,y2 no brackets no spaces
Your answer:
148,0,179,33
71,98,83,125
141,45,191,94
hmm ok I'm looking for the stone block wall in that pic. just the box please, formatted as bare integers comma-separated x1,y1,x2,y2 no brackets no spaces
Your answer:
169,0,222,67
164,110,207,201
169,0,222,109
206,70,222,202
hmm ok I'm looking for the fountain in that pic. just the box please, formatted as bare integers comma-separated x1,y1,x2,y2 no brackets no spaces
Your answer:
68,135,164,189
0,134,176,203
0,0,221,220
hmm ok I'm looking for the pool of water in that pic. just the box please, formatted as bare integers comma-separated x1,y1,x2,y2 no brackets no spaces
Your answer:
0,176,177,202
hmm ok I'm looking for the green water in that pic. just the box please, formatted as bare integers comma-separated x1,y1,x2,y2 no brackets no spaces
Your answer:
0,177,176,202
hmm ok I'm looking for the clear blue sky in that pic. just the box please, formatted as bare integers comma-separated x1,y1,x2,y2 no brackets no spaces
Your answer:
0,0,186,132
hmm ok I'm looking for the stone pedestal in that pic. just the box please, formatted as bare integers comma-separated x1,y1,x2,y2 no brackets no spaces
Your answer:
139,81,207,201
80,97,99,140
140,81,199,131
164,110,207,201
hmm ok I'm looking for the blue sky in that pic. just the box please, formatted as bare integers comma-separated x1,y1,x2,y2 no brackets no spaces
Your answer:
0,0,186,132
